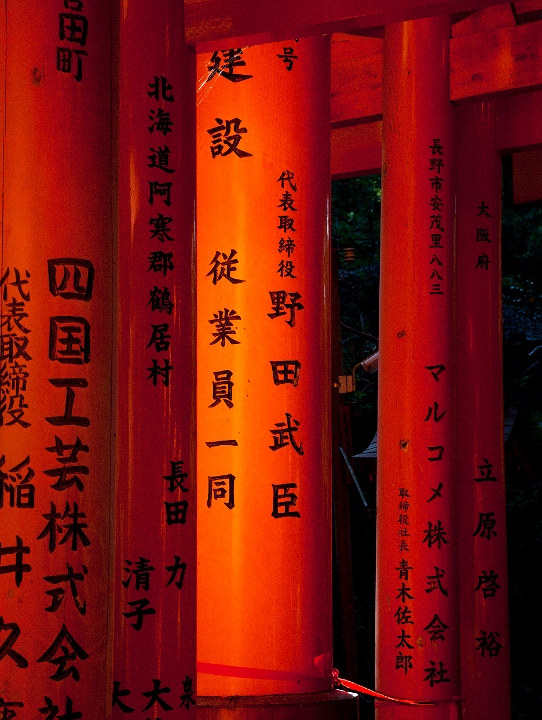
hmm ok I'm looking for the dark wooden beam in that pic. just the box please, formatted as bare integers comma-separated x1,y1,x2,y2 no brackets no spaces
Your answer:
513,148,542,203
514,0,542,25
495,89,542,152
185,0,499,51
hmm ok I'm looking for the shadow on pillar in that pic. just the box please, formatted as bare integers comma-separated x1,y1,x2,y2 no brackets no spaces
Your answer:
331,248,359,683
198,690,359,719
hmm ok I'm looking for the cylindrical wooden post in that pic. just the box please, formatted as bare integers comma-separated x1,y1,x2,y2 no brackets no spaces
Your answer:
456,101,511,720
196,37,356,719
114,0,197,716
1,2,113,716
377,17,459,720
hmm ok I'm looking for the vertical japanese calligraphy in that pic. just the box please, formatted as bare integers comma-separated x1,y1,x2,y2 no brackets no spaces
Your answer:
56,0,90,83
1,1,113,717
456,102,511,720
197,37,332,698
146,73,176,390
427,138,446,295
377,17,459,719
115,0,196,714
1,267,32,428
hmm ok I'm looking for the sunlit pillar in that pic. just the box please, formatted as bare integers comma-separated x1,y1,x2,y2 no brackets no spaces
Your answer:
113,0,197,715
377,17,460,720
196,37,356,719
0,2,113,717
456,101,511,720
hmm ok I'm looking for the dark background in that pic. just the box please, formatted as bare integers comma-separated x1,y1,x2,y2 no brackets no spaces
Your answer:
331,162,542,718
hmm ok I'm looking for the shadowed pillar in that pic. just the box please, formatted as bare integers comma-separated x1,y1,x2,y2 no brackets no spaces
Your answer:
377,16,460,720
456,100,511,720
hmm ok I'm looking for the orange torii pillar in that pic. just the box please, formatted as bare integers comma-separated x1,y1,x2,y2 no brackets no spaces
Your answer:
456,102,511,720
114,0,196,716
0,2,113,717
196,38,356,719
377,17,460,720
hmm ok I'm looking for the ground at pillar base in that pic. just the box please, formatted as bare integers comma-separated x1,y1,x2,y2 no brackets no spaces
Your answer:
198,690,359,719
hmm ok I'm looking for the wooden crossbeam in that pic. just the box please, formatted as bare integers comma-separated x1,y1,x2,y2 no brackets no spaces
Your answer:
331,121,383,178
185,0,500,51
186,1,542,178
331,19,542,125
331,89,542,178
331,34,383,124
452,19,542,100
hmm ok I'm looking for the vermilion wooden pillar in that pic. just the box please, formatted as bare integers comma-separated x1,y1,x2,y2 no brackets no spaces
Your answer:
456,101,511,720
377,17,459,720
196,38,356,719
1,2,113,717
114,0,196,716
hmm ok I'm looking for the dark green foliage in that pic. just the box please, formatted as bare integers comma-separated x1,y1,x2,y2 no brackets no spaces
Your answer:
332,177,380,716
332,176,380,417
501,165,542,719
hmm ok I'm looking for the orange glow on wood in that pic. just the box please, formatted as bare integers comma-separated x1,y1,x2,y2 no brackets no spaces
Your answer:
114,0,197,713
196,37,332,698
377,17,459,720
0,2,113,716
456,101,511,720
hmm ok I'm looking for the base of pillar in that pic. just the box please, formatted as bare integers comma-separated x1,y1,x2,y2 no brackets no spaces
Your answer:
198,690,359,720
